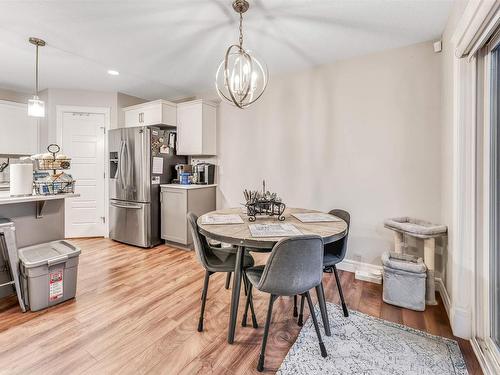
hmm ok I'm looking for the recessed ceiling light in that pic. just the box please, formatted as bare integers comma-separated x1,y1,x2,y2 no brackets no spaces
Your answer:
107,70,119,76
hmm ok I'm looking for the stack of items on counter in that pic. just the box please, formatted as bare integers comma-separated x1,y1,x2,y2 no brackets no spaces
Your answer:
32,144,75,195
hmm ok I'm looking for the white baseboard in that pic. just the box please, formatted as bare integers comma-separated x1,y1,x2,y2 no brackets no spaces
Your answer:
337,259,383,283
435,277,451,317
337,259,382,275
450,305,472,339
355,269,382,284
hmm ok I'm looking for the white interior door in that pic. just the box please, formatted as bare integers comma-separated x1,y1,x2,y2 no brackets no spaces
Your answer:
61,112,105,238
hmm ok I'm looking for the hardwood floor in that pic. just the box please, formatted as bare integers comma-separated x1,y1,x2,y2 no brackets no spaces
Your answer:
0,238,482,374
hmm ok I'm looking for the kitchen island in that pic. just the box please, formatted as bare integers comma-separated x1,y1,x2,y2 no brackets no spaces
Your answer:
0,192,79,298
0,192,79,248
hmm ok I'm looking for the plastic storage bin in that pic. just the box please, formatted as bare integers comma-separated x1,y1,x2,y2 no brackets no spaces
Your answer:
382,251,427,311
18,240,81,311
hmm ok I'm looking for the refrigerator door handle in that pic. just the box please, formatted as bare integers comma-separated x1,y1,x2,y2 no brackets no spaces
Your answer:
110,201,142,209
123,140,132,189
117,140,126,189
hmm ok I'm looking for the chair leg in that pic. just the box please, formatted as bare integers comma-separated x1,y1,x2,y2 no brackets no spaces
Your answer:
241,271,249,297
316,282,331,336
198,270,211,332
257,294,276,372
242,276,249,327
293,295,298,317
333,265,349,317
297,294,305,326
248,283,258,328
305,291,328,358
225,272,232,290
242,276,251,326
242,280,259,328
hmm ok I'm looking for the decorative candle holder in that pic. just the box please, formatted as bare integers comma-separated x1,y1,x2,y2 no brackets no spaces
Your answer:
243,180,286,222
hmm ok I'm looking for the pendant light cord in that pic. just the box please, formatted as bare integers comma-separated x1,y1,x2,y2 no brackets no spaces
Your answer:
239,12,244,49
35,44,39,95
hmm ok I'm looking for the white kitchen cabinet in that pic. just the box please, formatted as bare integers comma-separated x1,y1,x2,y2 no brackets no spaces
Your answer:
160,185,216,246
0,100,38,155
176,100,216,155
123,99,177,128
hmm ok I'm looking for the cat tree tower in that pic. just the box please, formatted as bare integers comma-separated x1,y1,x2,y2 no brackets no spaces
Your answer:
384,217,447,305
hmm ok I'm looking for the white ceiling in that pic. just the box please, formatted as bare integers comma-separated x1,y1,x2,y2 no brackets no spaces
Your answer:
0,0,453,100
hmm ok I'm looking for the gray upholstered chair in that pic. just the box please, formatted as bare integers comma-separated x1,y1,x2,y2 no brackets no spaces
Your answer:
295,209,351,324
187,212,258,332
244,235,328,372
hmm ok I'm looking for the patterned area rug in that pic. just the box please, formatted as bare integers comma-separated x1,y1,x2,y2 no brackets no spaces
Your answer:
278,303,468,375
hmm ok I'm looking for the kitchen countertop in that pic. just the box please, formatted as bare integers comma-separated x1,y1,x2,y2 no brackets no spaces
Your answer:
160,184,217,190
0,191,80,205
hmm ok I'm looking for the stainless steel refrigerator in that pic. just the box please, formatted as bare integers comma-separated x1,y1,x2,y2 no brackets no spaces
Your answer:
108,126,186,247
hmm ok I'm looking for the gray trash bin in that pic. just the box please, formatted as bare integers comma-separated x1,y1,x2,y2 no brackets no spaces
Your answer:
382,251,427,311
18,240,81,311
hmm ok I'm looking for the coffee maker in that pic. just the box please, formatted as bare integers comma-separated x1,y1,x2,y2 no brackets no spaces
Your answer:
193,163,215,185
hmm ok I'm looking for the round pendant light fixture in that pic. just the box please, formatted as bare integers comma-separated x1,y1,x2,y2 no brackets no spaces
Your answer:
28,37,46,118
215,0,268,109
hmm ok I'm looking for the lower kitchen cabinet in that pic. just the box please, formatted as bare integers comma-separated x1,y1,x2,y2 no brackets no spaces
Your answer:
160,185,216,246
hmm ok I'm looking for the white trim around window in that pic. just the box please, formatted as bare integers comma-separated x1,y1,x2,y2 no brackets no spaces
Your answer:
452,2,500,374
473,31,500,375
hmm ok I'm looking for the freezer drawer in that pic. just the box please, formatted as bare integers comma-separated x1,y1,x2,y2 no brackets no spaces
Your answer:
109,200,151,247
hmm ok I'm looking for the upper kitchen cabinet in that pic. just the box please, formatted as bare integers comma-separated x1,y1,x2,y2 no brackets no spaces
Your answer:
177,100,216,156
123,99,177,128
0,100,38,155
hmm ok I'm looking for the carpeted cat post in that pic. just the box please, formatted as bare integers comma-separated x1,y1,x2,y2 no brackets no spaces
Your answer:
384,217,448,305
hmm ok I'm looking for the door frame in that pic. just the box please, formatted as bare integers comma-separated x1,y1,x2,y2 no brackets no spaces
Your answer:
476,30,500,373
56,105,111,237
451,2,500,373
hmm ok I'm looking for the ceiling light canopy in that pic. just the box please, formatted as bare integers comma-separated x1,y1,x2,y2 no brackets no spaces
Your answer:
28,37,46,118
215,0,268,109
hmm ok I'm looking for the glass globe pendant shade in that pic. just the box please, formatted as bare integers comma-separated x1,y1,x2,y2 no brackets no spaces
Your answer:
215,45,268,109
28,95,45,117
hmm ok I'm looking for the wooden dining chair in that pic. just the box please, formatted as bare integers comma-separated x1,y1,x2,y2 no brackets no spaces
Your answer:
187,212,258,332
244,235,328,372
295,209,351,325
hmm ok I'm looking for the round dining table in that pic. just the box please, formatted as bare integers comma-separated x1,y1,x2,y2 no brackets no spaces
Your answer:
198,207,348,344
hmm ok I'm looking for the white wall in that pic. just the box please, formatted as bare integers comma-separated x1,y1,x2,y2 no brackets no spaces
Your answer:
204,41,443,267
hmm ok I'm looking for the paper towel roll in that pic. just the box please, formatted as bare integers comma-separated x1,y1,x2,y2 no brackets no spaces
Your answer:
10,163,33,196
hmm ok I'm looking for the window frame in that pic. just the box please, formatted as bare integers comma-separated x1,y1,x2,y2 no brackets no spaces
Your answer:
477,28,500,371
